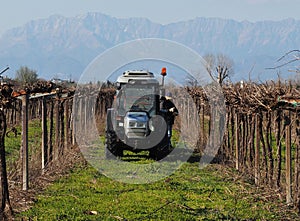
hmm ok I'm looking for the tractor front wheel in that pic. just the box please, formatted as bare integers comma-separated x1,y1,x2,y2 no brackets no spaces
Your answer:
105,130,123,159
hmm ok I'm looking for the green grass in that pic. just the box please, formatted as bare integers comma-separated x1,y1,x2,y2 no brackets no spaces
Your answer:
5,119,43,169
17,158,297,221
5,126,21,166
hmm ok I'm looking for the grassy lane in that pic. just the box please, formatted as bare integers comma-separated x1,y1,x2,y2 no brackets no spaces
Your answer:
18,158,298,221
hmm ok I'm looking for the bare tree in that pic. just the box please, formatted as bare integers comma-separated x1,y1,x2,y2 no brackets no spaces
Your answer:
268,50,300,72
15,66,38,85
203,53,234,86
185,74,198,87
267,50,300,84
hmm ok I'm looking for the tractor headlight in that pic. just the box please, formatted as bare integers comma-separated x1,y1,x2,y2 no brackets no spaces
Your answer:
137,122,146,128
129,121,135,127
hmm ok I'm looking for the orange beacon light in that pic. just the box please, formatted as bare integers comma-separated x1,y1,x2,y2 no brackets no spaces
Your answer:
161,67,167,76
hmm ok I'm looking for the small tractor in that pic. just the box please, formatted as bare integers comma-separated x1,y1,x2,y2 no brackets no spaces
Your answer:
105,68,172,160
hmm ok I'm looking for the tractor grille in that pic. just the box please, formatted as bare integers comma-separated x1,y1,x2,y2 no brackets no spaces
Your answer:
126,128,147,138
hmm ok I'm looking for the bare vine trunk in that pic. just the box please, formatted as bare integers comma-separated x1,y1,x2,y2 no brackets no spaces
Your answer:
0,109,12,220
258,113,268,183
266,112,274,186
276,110,282,189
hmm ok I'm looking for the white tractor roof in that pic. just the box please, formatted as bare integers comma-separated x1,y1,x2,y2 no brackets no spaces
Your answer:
116,70,159,84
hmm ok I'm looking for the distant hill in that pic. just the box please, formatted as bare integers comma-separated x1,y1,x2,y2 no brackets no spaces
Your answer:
0,12,299,81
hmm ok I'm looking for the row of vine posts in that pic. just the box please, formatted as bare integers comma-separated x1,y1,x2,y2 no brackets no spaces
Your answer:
185,81,300,211
0,82,80,219
222,82,300,209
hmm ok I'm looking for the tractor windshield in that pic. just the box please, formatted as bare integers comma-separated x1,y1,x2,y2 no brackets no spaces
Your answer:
117,83,157,116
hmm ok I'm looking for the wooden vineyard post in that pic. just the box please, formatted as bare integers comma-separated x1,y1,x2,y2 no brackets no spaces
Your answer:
235,111,240,171
54,92,60,160
85,96,88,132
72,98,76,146
210,107,215,150
65,99,70,148
48,100,54,162
198,102,202,150
60,101,65,155
255,113,260,185
201,102,205,148
295,116,300,210
41,97,48,172
225,109,231,160
249,114,255,168
21,94,29,190
187,99,190,128
285,111,292,204
79,97,83,135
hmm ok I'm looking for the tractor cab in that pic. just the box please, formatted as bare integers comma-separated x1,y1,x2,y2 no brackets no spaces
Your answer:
115,71,160,117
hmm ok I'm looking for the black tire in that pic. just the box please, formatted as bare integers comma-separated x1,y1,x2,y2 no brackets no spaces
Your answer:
149,135,172,160
105,130,123,159
149,147,158,160
105,109,123,159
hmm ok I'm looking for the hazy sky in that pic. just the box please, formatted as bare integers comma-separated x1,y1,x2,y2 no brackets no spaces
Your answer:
1,0,300,35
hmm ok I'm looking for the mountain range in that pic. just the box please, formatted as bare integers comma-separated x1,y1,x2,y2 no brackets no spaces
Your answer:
0,12,299,82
